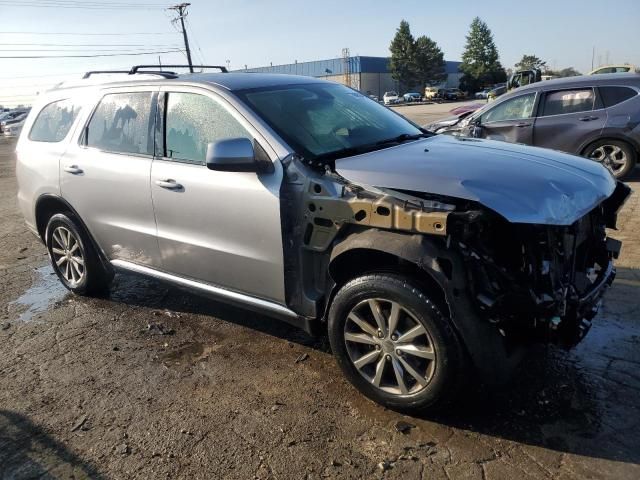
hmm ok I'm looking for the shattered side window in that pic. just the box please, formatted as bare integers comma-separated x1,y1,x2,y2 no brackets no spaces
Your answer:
29,99,80,142
164,92,251,164
86,92,154,155
481,93,536,123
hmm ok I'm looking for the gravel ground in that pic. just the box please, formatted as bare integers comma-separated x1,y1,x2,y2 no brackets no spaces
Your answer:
1,122,639,480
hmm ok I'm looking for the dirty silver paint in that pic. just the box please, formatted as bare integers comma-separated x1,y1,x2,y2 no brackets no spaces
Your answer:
336,135,617,225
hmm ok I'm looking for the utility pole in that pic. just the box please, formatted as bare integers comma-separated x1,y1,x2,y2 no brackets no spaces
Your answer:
169,3,193,73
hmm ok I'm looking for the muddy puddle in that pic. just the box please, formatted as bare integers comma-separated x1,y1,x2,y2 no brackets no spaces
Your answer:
8,265,69,322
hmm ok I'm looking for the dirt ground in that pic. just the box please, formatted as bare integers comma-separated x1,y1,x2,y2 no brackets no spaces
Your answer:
1,113,639,479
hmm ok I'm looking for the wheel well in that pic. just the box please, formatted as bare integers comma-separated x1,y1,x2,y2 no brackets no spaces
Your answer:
35,195,72,240
328,248,450,318
581,137,639,159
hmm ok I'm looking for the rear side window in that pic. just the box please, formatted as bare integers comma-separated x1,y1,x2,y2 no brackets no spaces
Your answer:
541,88,594,116
29,99,79,142
164,92,250,164
86,92,154,155
599,86,637,108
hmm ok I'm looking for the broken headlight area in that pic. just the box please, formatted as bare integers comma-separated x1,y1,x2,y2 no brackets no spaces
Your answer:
448,207,621,347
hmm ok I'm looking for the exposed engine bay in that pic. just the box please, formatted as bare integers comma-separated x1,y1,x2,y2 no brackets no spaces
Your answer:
280,154,631,349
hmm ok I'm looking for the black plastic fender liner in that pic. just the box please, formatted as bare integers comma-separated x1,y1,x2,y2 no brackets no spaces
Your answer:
328,228,525,385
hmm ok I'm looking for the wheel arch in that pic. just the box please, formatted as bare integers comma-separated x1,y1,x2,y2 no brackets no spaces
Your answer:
35,194,112,270
579,134,640,158
324,228,523,385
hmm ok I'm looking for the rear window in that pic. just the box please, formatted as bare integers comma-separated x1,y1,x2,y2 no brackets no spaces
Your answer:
599,86,637,108
541,88,595,116
85,92,154,155
29,99,79,142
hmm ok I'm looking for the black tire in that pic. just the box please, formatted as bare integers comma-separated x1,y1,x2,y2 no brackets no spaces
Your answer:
45,213,112,295
328,273,466,412
584,139,637,179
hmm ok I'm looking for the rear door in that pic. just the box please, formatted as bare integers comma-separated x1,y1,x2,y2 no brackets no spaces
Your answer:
532,87,606,153
150,87,285,303
475,92,537,144
60,87,162,267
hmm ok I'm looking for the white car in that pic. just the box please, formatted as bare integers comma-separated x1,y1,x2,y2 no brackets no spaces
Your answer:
383,91,399,105
2,119,25,137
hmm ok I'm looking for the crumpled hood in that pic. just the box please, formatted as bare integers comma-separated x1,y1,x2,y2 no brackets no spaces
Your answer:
335,135,616,225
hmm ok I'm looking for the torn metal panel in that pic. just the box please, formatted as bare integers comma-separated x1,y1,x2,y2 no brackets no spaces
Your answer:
335,134,618,226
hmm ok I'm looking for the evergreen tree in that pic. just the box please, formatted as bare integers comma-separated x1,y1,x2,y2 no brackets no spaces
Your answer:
459,17,506,92
413,35,447,89
389,20,416,89
515,54,547,71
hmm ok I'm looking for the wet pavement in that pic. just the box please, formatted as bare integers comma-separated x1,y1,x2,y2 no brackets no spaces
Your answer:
1,130,639,479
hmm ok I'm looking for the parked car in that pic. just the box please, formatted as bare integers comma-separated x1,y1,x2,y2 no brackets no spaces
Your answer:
486,85,507,101
475,88,492,99
383,91,400,105
0,112,28,134
16,66,629,412
403,92,422,103
425,103,487,134
590,65,637,75
433,73,640,178
424,86,439,100
443,88,466,100
2,118,25,137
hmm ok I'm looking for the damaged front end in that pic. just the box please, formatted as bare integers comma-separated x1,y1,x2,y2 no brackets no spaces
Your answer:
446,183,630,347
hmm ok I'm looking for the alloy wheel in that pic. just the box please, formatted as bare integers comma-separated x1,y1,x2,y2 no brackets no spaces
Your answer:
50,226,85,286
589,144,628,176
344,298,437,395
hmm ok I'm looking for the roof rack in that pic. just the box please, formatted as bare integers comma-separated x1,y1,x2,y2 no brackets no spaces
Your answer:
129,64,228,74
82,64,228,80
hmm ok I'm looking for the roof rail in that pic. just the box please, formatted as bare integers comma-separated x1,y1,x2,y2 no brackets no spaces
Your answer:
130,64,229,74
82,69,177,79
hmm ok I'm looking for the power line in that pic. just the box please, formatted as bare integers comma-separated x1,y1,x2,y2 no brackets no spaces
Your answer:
0,31,179,35
0,1,167,10
0,49,184,59
0,48,183,52
0,43,182,47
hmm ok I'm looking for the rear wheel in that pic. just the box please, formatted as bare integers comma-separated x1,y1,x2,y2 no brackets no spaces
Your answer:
328,273,466,412
585,139,636,179
45,213,112,295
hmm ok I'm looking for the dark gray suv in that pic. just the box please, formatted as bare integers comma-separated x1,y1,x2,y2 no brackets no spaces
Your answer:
428,73,640,179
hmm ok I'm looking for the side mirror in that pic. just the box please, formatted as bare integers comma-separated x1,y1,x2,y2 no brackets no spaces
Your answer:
206,137,258,172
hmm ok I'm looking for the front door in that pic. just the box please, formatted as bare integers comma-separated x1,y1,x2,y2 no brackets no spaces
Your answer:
532,87,606,153
474,92,537,145
60,89,162,267
150,88,286,303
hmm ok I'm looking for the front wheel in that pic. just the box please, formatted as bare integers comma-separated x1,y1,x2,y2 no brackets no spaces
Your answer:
584,139,636,179
328,273,466,412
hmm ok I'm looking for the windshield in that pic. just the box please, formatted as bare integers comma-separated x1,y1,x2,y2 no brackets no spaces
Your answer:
236,83,422,161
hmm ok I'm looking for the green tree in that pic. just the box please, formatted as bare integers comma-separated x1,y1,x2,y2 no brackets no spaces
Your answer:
550,67,582,77
413,35,447,89
459,17,506,92
515,54,547,71
389,20,416,89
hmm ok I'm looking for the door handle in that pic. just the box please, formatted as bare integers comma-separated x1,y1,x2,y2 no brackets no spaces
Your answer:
578,116,598,121
155,179,183,190
515,122,531,128
63,165,83,174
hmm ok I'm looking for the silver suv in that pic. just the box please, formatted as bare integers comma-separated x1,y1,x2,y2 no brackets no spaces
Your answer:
16,65,630,412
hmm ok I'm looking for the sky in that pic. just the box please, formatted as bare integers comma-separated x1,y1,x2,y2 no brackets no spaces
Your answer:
1,0,639,107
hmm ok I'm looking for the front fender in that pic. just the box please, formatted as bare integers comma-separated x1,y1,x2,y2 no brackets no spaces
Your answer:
328,228,524,385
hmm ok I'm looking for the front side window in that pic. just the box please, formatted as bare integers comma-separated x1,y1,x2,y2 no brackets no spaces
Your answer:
164,92,251,164
236,83,421,160
481,93,536,123
29,99,79,142
541,89,595,116
86,92,154,155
